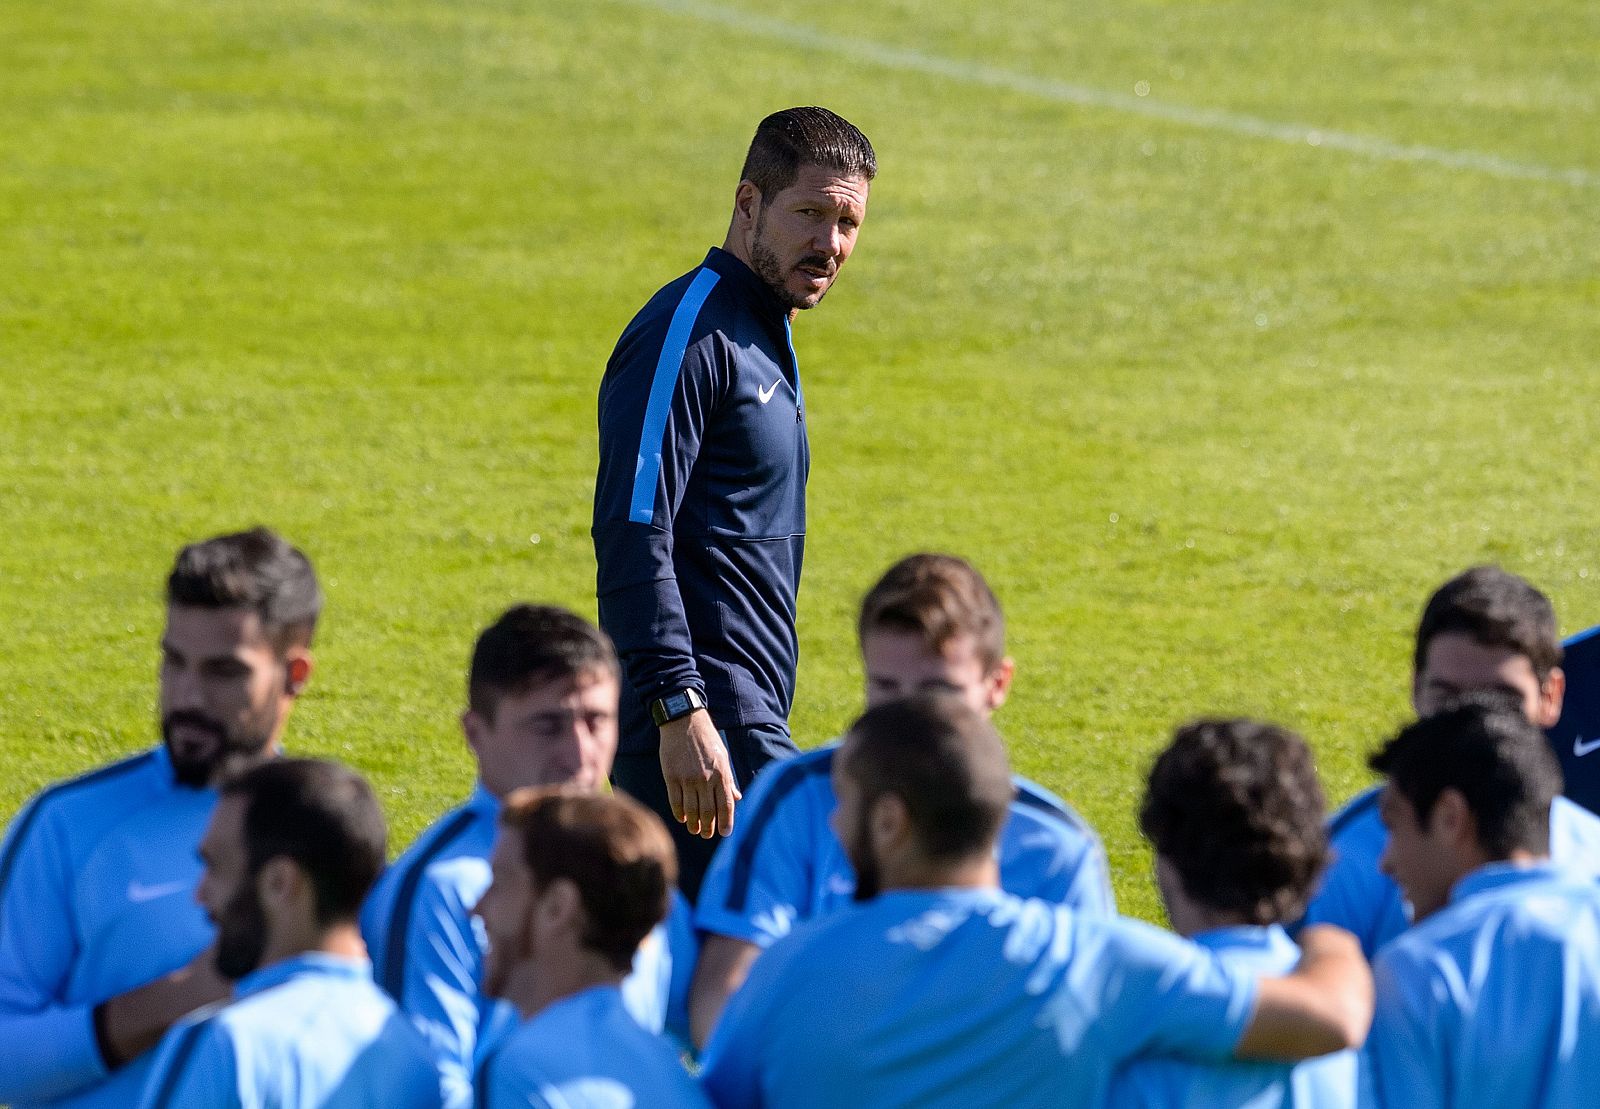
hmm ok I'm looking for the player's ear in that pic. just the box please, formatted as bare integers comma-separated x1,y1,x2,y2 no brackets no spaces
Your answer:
869,793,910,852
1430,788,1474,847
284,650,313,696
462,709,490,757
985,657,1017,712
1537,667,1565,729
257,855,303,913
733,181,762,228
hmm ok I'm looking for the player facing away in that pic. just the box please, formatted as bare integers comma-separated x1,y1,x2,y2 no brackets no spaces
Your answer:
1299,565,1600,956
472,789,709,1109
1366,698,1600,1107
1111,719,1362,1106
593,107,876,899
137,759,441,1109
698,695,1373,1109
0,528,321,1109
359,606,695,1108
689,553,1113,1047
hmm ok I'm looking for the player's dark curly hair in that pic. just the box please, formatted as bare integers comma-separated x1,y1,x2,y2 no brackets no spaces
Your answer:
1140,718,1329,925
740,106,876,200
1415,565,1562,681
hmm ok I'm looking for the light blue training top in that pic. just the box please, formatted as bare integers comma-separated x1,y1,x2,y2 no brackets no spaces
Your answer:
1370,862,1600,1109
699,887,1257,1109
137,953,442,1109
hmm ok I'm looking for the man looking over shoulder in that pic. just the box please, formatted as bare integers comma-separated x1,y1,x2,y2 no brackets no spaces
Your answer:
1299,565,1600,956
1112,719,1361,1106
700,696,1372,1109
360,605,693,1108
1367,697,1600,1107
473,788,709,1109
137,759,441,1109
593,107,876,898
0,527,320,1109
689,553,1112,1048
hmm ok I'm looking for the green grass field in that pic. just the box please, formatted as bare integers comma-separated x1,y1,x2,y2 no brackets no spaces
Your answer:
3,0,1596,921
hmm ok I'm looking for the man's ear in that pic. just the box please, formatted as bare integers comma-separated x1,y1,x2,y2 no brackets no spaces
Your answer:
869,793,910,853
536,877,584,934
732,181,763,230
1538,667,1566,729
1429,788,1476,848
257,856,305,914
985,657,1017,712
462,709,489,758
284,650,313,696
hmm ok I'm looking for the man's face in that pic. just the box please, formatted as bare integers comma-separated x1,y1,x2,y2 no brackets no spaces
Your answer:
197,796,270,980
465,670,620,800
830,748,882,902
1413,631,1562,727
861,629,1011,716
1376,786,1459,923
745,165,869,312
477,831,535,999
160,605,295,787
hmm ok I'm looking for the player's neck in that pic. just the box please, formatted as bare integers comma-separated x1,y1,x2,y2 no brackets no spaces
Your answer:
518,948,628,1020
259,920,367,970
891,853,1000,893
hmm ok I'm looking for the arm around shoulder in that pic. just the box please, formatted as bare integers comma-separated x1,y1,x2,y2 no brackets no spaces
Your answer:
1235,924,1373,1061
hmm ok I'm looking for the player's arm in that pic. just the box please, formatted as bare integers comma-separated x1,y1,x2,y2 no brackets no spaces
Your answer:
689,935,762,1051
134,1016,237,1109
1234,925,1373,1059
0,804,222,1102
594,318,738,838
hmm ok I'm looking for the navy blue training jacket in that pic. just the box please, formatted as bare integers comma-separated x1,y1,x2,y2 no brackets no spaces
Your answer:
593,248,809,753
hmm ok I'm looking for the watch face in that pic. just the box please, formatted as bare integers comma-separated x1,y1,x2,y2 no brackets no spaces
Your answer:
665,693,690,718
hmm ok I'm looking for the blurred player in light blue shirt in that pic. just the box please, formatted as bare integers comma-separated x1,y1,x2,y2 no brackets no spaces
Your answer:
700,696,1374,1108
1367,698,1600,1107
691,554,1113,1046
473,788,708,1109
0,528,321,1109
1111,719,1361,1107
138,758,440,1108
360,606,692,1108
1300,566,1600,957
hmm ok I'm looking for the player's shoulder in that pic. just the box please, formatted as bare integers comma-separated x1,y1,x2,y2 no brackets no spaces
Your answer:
1327,784,1385,847
1009,776,1100,842
1,748,165,874
739,743,838,819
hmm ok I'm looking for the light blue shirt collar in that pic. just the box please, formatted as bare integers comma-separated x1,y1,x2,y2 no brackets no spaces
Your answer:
1449,858,1562,905
235,952,373,999
467,781,500,816
1189,923,1288,953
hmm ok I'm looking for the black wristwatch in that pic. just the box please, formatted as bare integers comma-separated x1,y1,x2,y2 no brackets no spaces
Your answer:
649,688,707,726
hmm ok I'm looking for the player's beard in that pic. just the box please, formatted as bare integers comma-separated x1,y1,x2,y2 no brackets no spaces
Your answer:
848,808,882,903
162,710,273,788
214,879,271,981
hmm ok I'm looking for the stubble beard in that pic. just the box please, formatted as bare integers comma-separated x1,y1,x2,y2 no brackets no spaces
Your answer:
749,209,831,313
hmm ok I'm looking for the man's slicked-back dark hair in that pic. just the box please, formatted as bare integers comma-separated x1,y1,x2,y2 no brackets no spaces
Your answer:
840,694,1015,863
739,106,876,201
1141,719,1329,925
1370,694,1562,859
500,787,676,973
1415,565,1562,681
167,527,323,649
468,604,619,722
222,757,387,926
858,553,1006,672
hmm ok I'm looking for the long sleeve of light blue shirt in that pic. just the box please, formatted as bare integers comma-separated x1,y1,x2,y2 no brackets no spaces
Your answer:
136,1016,238,1109
0,801,111,1104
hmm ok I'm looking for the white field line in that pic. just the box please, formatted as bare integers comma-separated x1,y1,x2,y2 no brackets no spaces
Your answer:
623,0,1599,190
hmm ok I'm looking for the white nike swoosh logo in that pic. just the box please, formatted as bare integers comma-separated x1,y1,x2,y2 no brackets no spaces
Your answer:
757,381,781,404
127,880,188,904
1575,735,1600,758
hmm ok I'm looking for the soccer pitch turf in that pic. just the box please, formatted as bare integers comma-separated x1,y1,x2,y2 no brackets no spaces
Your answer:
2,0,1595,920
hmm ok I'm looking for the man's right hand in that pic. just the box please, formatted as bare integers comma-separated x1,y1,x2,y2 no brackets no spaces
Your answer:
659,708,741,838
97,944,231,1068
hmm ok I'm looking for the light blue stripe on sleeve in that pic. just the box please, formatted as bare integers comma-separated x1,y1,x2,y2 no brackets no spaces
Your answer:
628,267,721,525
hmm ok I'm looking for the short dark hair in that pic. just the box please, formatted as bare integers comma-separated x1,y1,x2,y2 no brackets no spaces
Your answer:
857,554,1006,671
1370,694,1562,858
739,107,876,201
222,758,387,926
1415,566,1562,682
499,788,675,973
840,694,1015,863
468,605,619,721
1141,719,1329,925
167,527,322,649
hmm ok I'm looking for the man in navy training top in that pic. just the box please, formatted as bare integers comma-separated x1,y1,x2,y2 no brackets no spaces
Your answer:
1112,718,1362,1106
690,552,1114,1046
360,605,694,1108
0,527,321,1109
1367,697,1600,1106
473,788,709,1109
700,695,1373,1108
1300,564,1600,956
593,106,876,898
138,758,440,1108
